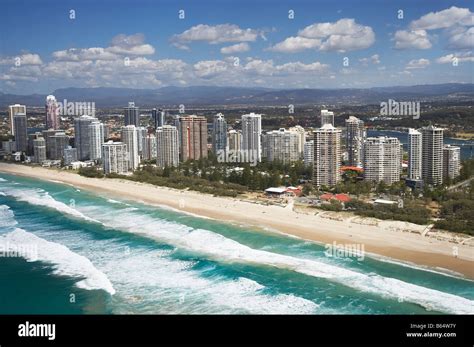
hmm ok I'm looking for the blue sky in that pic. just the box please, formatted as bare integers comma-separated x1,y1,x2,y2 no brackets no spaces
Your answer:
1,0,473,94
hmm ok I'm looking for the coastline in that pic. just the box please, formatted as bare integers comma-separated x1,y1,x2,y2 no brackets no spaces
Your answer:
1,162,473,279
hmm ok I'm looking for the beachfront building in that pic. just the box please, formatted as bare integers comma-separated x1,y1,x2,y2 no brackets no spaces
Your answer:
13,113,28,152
227,130,242,152
49,132,70,160
156,125,179,168
27,132,42,156
102,141,128,175
63,146,78,166
89,121,104,161
345,116,365,168
136,126,148,157
421,125,444,186
289,125,306,158
45,95,60,130
262,128,300,164
320,109,334,127
124,102,140,127
363,137,401,185
241,113,262,163
121,125,140,171
313,124,341,187
179,115,208,161
74,115,98,161
8,104,26,136
212,113,227,155
408,128,423,180
304,140,314,167
33,137,46,164
443,145,461,180
142,134,157,161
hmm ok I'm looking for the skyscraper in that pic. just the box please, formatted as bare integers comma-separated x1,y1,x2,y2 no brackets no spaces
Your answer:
63,146,78,165
49,132,70,160
41,129,59,159
136,126,148,157
33,137,47,164
89,121,104,161
74,115,97,161
102,141,128,175
443,145,461,180
363,137,401,185
421,125,444,186
227,130,242,152
241,113,262,163
13,113,27,152
45,95,60,130
156,125,179,168
345,116,365,168
152,108,165,129
179,115,208,161
304,140,314,167
121,125,140,171
289,125,306,158
8,104,26,136
143,135,157,161
408,128,422,180
212,113,227,155
320,109,335,127
262,128,300,163
124,102,140,127
313,124,341,187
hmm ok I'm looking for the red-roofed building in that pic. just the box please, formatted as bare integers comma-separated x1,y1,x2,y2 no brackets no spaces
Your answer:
319,193,351,203
341,166,364,173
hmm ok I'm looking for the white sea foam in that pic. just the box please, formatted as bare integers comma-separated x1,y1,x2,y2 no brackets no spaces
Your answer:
0,187,100,224
0,178,7,182
0,205,17,229
86,207,474,314
0,228,115,295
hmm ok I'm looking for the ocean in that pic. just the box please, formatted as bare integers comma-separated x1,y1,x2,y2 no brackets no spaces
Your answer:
0,173,473,314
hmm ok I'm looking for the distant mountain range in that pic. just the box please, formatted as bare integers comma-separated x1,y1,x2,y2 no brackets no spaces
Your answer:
1,83,473,108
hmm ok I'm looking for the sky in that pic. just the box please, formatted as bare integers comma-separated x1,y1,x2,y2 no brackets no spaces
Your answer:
0,0,473,94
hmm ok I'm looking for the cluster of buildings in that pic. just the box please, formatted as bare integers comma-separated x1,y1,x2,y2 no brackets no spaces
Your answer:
3,99,461,188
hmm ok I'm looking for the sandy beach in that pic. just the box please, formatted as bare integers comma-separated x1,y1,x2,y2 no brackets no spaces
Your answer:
1,162,473,279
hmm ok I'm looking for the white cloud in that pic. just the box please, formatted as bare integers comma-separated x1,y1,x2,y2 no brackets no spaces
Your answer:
436,52,474,64
359,54,380,65
220,42,250,54
193,60,228,78
406,58,430,69
171,24,260,50
410,6,473,30
269,36,321,53
447,27,474,49
270,18,374,53
393,30,432,49
0,53,43,65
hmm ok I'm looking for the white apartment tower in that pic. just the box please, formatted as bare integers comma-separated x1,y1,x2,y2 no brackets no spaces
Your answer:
8,104,26,136
102,141,128,175
304,140,314,167
363,137,401,185
320,109,334,127
421,125,444,186
241,113,262,163
262,128,300,164
443,145,461,180
227,130,242,152
408,128,422,180
156,125,179,168
88,120,104,161
121,125,140,171
345,116,365,168
313,124,341,187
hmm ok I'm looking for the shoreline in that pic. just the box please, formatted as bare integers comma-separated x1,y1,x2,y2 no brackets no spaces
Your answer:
1,163,473,279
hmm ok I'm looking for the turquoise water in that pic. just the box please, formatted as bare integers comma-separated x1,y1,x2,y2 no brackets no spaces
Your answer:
0,173,473,314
